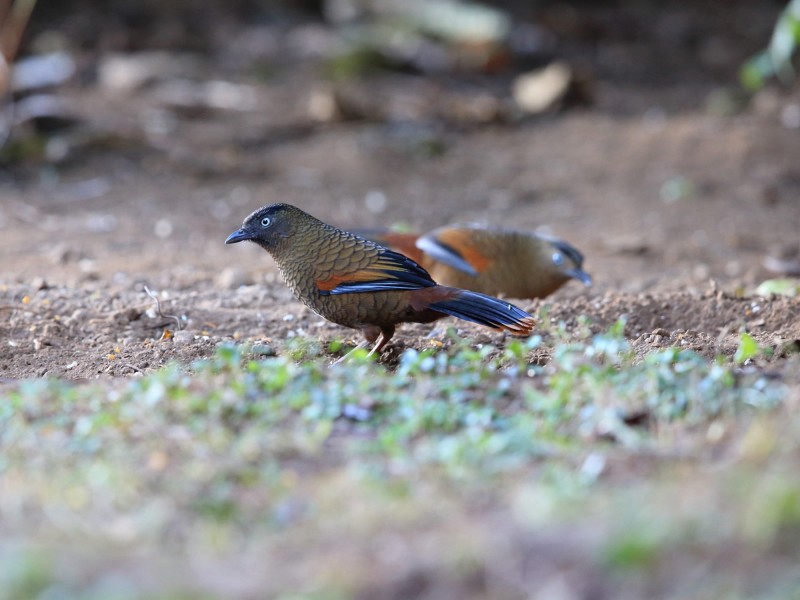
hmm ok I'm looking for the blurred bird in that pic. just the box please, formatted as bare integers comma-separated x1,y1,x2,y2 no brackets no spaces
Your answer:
225,204,535,360
351,224,592,299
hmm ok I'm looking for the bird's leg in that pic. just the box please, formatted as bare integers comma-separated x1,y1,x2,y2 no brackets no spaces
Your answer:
330,326,394,366
331,326,381,366
366,326,395,358
365,333,387,359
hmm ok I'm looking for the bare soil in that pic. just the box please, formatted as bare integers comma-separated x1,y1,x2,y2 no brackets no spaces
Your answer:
1,1,799,379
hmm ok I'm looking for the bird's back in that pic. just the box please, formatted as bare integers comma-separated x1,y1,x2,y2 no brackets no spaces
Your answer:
423,227,566,298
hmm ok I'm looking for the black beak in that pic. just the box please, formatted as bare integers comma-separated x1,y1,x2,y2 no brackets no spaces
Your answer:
565,268,592,286
225,228,251,244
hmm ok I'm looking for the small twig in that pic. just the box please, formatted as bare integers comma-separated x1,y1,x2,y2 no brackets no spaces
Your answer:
0,304,37,313
0,55,12,149
0,1,12,31
120,363,143,374
0,0,38,148
143,286,182,331
146,321,178,330
0,0,38,63
0,93,13,148
0,1,14,59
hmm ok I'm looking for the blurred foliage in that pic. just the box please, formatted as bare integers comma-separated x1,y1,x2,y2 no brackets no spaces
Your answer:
0,319,795,596
756,278,800,297
741,0,800,90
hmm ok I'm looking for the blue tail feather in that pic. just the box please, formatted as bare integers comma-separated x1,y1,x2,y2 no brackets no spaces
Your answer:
428,290,533,334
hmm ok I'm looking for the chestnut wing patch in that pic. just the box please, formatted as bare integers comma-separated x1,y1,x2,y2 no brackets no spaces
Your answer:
316,249,435,296
416,227,493,276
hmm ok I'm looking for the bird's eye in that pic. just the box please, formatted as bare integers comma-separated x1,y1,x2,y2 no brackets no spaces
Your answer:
260,217,272,228
551,252,564,266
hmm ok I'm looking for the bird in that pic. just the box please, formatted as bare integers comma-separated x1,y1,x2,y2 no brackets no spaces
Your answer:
350,224,591,299
225,204,535,360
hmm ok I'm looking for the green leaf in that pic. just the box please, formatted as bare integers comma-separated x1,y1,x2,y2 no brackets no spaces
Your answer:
740,51,774,91
735,333,760,364
659,176,694,203
756,278,799,297
745,0,800,89
603,532,660,569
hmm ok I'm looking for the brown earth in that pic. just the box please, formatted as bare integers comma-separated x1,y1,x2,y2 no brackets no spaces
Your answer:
1,1,800,380
2,3,800,598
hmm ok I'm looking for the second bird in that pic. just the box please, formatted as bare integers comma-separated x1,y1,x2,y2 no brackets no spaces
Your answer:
352,224,591,299
225,204,535,359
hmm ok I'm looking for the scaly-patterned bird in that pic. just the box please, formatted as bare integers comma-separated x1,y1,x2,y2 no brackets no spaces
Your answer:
351,224,591,299
225,204,535,359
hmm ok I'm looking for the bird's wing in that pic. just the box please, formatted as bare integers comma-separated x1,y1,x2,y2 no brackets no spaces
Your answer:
346,228,424,263
316,249,436,295
416,226,494,276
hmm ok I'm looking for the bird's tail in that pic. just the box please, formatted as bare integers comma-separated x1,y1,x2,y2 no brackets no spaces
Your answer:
412,287,535,336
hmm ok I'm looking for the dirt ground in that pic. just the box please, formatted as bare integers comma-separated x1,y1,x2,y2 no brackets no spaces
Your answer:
1,0,800,380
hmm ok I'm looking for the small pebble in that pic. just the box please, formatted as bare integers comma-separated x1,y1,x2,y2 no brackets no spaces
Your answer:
154,218,173,239
42,323,59,337
31,276,49,290
252,343,276,357
342,403,371,422
216,267,254,289
69,309,88,324
172,330,194,345
364,190,387,214
781,103,800,129
78,258,97,273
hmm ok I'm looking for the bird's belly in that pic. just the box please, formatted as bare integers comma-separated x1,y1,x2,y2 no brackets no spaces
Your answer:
309,291,414,329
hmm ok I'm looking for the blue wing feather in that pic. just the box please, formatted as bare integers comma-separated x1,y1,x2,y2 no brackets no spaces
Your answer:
319,249,436,296
415,233,479,276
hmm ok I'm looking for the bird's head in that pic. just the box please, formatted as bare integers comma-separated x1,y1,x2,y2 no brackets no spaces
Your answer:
542,236,592,286
225,203,312,253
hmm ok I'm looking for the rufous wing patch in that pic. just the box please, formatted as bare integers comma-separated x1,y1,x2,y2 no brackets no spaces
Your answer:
316,269,378,292
316,250,435,295
417,227,494,275
372,232,424,263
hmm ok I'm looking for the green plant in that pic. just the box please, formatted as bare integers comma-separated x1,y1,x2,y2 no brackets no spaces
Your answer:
741,0,800,90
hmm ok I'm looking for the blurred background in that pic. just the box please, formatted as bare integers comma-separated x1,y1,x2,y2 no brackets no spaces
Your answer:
0,0,798,292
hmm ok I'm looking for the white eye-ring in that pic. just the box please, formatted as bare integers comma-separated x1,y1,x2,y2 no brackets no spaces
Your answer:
260,217,272,227
551,252,564,265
